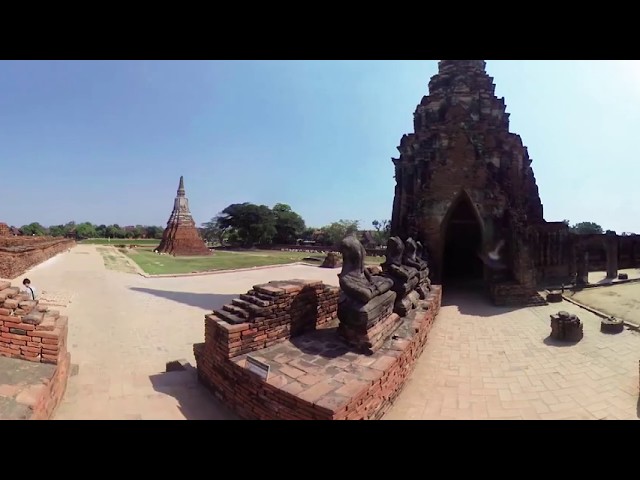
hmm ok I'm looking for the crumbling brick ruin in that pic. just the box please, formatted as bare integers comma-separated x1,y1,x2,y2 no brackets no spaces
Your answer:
0,280,71,419
0,236,75,280
156,176,211,256
195,234,442,420
389,60,640,305
0,223,11,237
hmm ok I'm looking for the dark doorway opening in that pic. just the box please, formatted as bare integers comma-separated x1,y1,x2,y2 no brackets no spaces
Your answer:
442,195,484,288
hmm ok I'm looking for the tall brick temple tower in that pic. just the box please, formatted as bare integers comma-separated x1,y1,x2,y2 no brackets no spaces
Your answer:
157,176,211,256
390,60,546,305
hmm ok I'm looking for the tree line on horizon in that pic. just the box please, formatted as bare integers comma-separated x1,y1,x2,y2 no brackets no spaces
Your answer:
12,211,630,246
10,202,393,247
12,215,630,244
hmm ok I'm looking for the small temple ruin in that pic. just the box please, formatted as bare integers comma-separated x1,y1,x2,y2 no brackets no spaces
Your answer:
192,59,640,420
156,176,211,256
389,60,640,305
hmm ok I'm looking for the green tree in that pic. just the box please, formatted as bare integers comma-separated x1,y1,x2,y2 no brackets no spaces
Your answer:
272,203,306,244
95,224,107,238
63,221,76,236
570,221,603,235
48,224,66,237
216,203,277,247
322,219,360,246
105,224,125,238
144,226,163,239
20,222,47,236
202,218,229,246
372,219,391,246
75,222,97,239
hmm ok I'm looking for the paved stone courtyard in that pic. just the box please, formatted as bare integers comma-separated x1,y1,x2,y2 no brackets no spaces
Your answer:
385,289,640,420
3,244,639,420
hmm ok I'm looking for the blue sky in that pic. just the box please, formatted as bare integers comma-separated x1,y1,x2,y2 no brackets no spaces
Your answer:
1,60,638,233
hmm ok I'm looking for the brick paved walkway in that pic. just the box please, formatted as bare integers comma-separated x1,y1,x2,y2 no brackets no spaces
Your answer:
384,289,640,420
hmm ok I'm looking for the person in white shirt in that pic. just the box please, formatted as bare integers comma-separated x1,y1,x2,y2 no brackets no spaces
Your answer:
22,278,37,300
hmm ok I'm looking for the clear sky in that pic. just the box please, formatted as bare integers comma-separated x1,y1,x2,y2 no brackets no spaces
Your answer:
1,60,638,233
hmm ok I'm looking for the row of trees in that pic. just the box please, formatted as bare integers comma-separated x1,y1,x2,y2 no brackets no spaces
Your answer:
13,214,624,245
13,203,392,247
16,221,165,239
201,202,391,248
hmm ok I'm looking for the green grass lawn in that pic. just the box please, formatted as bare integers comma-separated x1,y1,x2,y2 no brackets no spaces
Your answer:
80,238,161,246
123,247,383,275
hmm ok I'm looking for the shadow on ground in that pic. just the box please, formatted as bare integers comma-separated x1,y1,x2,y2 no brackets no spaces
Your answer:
542,335,581,348
441,288,519,317
149,366,238,420
130,287,239,310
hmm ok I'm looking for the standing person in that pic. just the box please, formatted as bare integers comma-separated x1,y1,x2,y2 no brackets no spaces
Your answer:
22,278,37,300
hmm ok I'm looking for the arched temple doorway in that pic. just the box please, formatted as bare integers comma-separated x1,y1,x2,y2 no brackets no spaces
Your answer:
441,192,485,287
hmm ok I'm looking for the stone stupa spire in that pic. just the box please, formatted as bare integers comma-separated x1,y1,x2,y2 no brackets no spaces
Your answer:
156,176,211,256
177,175,185,196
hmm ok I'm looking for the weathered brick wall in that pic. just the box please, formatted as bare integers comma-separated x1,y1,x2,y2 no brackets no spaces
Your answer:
29,351,71,420
0,281,68,364
0,223,10,237
0,279,71,420
0,237,74,279
195,282,443,420
343,288,442,420
206,280,339,359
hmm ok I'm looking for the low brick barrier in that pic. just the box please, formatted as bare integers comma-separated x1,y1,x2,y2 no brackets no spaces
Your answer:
194,279,442,420
0,280,71,419
205,279,340,359
0,237,75,279
0,281,68,364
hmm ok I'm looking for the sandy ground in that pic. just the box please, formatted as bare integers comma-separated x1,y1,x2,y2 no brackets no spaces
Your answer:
587,268,640,285
7,245,640,420
568,281,640,326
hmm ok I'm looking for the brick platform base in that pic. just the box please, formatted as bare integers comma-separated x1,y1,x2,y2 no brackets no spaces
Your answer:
195,285,442,420
0,352,71,420
338,312,402,354
0,280,71,420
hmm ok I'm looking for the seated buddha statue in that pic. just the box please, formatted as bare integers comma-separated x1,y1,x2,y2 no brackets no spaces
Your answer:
337,235,396,330
403,237,431,298
381,236,420,315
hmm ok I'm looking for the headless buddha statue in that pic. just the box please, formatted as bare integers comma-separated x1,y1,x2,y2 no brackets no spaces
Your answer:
337,235,396,329
381,236,421,316
403,237,431,298
416,240,430,266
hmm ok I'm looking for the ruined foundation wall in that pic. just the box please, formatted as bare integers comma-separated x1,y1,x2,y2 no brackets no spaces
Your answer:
0,280,71,419
194,280,442,420
0,237,75,279
203,280,340,360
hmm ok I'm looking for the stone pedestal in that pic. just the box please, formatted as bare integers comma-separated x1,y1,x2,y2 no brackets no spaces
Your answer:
550,311,583,342
546,291,563,303
395,289,420,316
338,313,403,354
337,290,396,331
600,317,624,334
